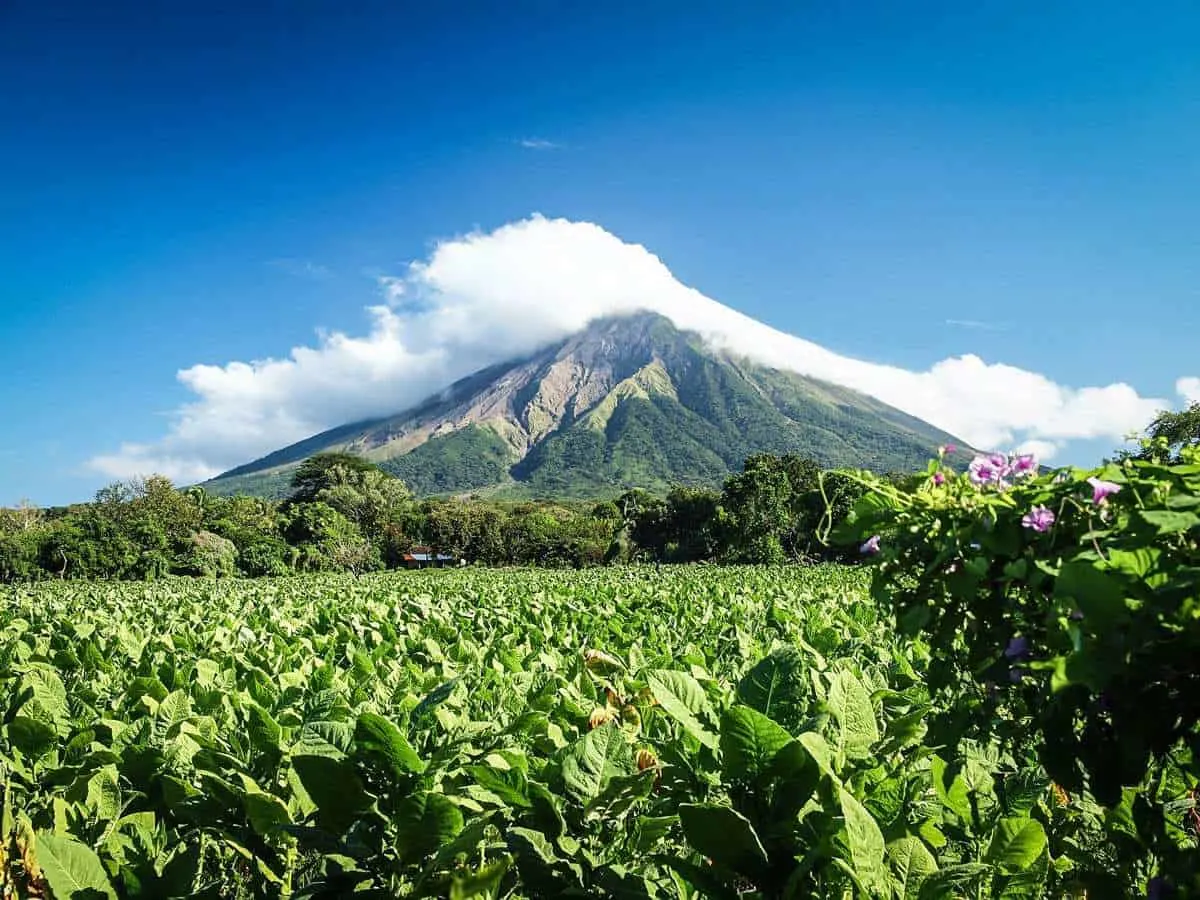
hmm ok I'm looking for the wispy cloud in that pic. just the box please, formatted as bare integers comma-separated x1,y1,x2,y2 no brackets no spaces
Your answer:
1178,376,1200,405
518,138,563,150
268,258,333,280
89,216,1177,483
945,318,1007,332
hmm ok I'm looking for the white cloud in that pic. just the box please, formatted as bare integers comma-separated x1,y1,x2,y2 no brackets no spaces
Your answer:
89,215,1176,482
1178,376,1200,405
945,318,1006,332
518,138,562,150
1013,439,1060,463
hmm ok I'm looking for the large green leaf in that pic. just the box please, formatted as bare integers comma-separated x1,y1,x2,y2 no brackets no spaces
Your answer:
678,803,768,879
646,670,718,749
395,791,464,862
354,711,426,782
291,754,373,833
827,669,879,761
838,788,888,896
1053,561,1128,629
736,647,808,731
1136,508,1200,535
719,704,792,783
985,818,1047,875
561,723,632,805
888,836,938,900
35,832,118,900
246,702,283,752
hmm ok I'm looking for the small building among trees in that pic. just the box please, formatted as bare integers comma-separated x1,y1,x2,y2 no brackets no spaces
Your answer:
401,546,459,569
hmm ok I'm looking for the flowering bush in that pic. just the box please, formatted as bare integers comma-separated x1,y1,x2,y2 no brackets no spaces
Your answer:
841,445,1200,895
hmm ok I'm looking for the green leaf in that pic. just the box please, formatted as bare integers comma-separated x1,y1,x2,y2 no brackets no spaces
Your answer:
35,832,118,900
798,731,839,781
1054,561,1128,629
561,724,632,805
646,670,718,749
985,818,1047,875
888,836,938,900
736,648,808,731
828,669,879,761
585,769,655,821
918,863,992,900
931,756,972,823
997,847,1049,898
1136,509,1200,535
246,702,283,752
719,704,792,782
450,854,512,900
839,788,888,895
291,754,373,833
411,678,459,725
678,803,768,878
354,711,426,781
465,763,531,809
395,791,464,863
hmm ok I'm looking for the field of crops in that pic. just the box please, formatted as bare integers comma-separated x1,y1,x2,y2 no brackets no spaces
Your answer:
0,565,1165,897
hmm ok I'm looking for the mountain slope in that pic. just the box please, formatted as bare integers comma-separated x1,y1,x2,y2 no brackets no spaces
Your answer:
204,312,965,498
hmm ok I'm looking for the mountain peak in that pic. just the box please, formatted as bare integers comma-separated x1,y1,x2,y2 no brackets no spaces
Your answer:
205,311,964,499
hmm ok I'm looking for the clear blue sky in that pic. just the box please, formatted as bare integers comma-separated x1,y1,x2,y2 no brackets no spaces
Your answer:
3,1,1199,505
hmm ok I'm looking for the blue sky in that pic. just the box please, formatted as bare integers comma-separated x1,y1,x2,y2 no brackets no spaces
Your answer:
3,1,1200,505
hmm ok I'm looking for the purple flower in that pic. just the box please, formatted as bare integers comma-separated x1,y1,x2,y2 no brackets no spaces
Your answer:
968,454,1012,488
1008,667,1027,683
1010,454,1038,479
1021,505,1055,533
932,471,946,486
1004,635,1030,660
1086,477,1122,505
968,456,997,485
860,535,881,555
939,443,957,456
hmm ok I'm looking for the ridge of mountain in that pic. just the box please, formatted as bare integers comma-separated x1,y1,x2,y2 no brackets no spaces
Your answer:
204,311,965,499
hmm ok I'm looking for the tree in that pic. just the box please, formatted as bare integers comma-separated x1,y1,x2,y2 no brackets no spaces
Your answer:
284,502,379,574
315,465,411,535
289,452,382,503
179,531,238,577
1125,402,1200,462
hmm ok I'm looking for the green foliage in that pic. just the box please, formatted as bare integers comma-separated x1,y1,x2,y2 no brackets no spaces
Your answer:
288,451,382,503
382,426,515,494
843,446,1200,895
1127,401,1200,462
0,563,1162,897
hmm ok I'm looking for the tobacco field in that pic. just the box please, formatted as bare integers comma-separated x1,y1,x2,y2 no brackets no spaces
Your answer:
0,558,1180,899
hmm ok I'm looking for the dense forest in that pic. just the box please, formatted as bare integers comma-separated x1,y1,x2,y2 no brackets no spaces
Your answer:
0,452,879,581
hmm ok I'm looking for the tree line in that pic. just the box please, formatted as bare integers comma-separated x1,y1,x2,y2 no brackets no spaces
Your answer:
0,450,902,582
0,451,880,581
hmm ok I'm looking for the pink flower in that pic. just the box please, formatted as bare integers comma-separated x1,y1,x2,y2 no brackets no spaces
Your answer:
1021,505,1055,532
860,535,881,555
1010,454,1038,479
933,471,946,486
969,454,1011,487
1086,477,1122,505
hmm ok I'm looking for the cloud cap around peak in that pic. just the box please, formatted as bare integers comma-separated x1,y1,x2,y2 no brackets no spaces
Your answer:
89,215,1171,482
